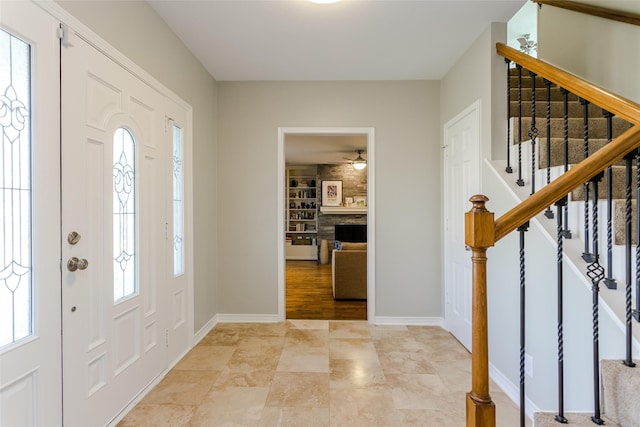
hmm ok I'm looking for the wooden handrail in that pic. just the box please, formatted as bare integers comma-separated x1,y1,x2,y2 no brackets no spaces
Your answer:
495,126,640,242
533,0,640,27
497,43,640,126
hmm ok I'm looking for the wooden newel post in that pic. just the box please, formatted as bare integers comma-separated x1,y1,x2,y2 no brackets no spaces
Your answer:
465,195,496,427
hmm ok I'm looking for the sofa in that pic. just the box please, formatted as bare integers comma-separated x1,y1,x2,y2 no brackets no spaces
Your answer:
332,242,367,300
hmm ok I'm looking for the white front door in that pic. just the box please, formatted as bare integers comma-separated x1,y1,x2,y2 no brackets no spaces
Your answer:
0,3,62,426
61,34,168,426
444,101,481,351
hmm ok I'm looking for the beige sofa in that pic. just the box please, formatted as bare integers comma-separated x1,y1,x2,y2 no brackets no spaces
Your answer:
332,242,367,300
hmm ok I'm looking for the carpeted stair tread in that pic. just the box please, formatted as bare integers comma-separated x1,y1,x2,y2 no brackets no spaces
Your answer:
512,87,580,102
533,412,616,426
601,359,640,427
570,165,637,201
513,116,633,141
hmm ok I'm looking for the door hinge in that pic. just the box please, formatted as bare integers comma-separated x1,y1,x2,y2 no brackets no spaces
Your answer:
57,24,75,47
165,222,169,240
165,330,169,348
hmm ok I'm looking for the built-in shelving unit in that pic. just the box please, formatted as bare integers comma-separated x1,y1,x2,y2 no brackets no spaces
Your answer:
286,166,318,260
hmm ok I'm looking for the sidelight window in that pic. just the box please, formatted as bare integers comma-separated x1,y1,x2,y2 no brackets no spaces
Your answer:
172,124,184,276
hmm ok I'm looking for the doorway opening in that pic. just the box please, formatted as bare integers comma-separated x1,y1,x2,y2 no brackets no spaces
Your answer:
277,127,375,323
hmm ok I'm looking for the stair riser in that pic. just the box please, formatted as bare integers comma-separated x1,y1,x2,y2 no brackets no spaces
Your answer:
510,102,609,119
570,167,637,201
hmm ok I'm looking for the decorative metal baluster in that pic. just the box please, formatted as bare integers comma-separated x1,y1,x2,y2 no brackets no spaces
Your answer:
518,221,529,427
587,174,605,425
635,150,640,323
560,88,572,239
581,98,594,262
544,79,554,218
506,59,513,173
516,65,525,187
623,152,639,367
554,196,568,424
529,71,539,195
624,152,636,366
603,110,617,290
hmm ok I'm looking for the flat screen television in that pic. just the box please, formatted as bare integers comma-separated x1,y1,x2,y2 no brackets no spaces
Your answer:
335,224,367,243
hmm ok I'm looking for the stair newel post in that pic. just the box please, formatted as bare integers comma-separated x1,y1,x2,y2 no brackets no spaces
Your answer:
543,79,554,218
465,195,496,427
506,59,513,173
528,71,539,195
554,196,568,424
516,65,525,187
560,88,572,239
518,221,529,427
603,110,617,290
587,174,605,426
581,98,594,262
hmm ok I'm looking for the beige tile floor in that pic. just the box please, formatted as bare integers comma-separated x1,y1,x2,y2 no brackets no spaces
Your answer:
118,321,529,426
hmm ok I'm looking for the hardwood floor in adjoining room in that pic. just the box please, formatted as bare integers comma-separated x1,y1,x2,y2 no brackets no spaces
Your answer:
286,261,366,321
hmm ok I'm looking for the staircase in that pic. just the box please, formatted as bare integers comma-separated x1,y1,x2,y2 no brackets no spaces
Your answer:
507,68,639,427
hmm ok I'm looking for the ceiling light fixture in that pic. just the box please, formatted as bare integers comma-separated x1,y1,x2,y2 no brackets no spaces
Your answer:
309,0,341,4
352,150,367,170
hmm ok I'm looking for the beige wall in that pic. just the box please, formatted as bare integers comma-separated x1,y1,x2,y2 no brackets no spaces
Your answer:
218,81,442,318
538,4,640,103
56,0,219,331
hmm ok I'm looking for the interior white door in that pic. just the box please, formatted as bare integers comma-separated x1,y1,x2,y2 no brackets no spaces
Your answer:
443,101,481,351
61,33,167,426
0,3,62,426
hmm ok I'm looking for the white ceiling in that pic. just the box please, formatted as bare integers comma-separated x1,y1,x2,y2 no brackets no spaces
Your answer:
285,134,367,165
147,0,528,81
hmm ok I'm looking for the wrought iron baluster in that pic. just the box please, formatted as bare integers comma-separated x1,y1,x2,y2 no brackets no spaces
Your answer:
516,65,525,187
529,71,539,195
587,174,605,425
544,79,554,218
554,196,568,424
560,88,572,239
581,98,594,262
635,150,640,324
506,59,513,173
624,152,636,366
623,150,640,368
603,110,617,290
518,221,529,427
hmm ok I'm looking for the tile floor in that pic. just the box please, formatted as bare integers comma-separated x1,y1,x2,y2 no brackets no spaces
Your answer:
118,321,529,426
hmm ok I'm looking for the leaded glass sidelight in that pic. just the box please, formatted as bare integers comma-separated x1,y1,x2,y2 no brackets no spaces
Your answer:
113,128,137,301
0,29,32,347
172,124,184,276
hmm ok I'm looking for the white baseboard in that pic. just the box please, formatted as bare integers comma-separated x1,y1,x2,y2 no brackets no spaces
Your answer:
193,314,218,345
489,362,540,420
373,316,444,326
216,313,280,323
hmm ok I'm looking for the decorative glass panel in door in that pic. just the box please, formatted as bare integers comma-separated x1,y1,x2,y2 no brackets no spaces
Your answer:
0,28,32,348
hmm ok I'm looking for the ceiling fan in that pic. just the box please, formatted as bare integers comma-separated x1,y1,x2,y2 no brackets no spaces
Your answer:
343,149,367,170
517,34,537,55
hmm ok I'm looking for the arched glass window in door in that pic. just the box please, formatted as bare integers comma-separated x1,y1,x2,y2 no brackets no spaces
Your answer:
113,127,137,301
0,29,32,347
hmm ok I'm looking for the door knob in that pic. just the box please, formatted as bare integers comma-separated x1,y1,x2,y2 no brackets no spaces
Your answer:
67,257,89,272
